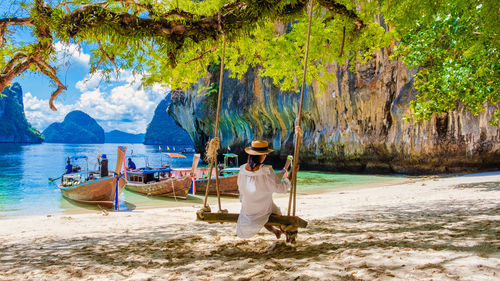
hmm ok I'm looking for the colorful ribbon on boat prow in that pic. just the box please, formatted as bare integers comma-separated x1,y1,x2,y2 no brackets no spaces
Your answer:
114,173,120,211
191,175,196,195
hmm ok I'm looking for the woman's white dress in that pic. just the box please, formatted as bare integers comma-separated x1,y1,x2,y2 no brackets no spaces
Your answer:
236,164,290,238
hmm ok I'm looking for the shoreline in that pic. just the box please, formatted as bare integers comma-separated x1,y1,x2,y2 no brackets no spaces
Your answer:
0,172,498,280
0,171,414,219
43,171,485,217
0,171,492,221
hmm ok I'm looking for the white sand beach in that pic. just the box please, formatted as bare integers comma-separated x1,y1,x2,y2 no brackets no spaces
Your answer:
0,172,499,281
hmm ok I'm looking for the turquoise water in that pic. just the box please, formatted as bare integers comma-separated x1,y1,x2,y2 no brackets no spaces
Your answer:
0,143,198,217
0,143,408,217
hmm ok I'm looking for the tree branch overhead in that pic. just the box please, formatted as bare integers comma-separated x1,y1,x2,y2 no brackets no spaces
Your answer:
0,0,367,109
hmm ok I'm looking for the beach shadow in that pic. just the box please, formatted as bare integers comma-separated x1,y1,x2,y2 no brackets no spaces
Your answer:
125,191,205,204
452,181,499,192
1,198,499,280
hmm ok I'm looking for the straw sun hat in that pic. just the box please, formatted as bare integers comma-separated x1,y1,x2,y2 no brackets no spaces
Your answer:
244,140,274,155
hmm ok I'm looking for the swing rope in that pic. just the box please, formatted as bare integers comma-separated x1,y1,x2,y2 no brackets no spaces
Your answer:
201,12,226,214
198,1,314,241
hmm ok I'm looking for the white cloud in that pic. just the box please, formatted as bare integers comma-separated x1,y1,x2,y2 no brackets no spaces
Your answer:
53,42,91,67
23,42,172,134
75,73,102,92
23,92,72,130
24,76,169,134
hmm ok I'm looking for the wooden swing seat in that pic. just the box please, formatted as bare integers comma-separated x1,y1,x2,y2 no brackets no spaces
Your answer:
196,211,308,228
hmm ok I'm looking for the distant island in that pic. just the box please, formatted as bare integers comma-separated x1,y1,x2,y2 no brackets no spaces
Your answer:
105,130,145,143
40,99,193,145
143,96,193,145
43,110,104,143
3,84,194,145
0,83,43,143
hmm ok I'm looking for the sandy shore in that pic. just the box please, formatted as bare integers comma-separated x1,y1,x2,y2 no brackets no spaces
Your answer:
0,172,499,280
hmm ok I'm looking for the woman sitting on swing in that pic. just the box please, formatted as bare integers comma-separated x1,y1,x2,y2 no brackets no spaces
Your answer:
237,140,294,239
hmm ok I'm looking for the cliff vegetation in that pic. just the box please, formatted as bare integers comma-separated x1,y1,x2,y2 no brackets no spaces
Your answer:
144,96,193,145
43,110,105,143
0,83,43,143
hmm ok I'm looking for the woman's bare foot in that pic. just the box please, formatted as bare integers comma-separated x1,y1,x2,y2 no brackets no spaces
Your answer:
265,225,282,239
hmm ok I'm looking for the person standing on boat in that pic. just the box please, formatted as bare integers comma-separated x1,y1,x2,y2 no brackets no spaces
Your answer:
65,159,73,174
236,140,293,239
99,154,108,177
127,158,136,170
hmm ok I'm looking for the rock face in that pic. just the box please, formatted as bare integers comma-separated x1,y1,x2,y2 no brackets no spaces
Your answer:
144,96,193,145
0,83,43,143
43,110,104,143
105,130,145,143
168,52,499,174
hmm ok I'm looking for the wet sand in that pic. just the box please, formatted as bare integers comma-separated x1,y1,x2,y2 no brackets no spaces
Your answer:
0,172,499,280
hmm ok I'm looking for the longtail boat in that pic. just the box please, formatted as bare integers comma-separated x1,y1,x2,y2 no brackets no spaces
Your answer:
58,146,127,208
124,153,200,199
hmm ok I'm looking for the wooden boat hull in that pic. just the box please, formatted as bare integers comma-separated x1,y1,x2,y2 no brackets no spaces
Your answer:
195,171,286,197
124,176,192,199
59,176,126,208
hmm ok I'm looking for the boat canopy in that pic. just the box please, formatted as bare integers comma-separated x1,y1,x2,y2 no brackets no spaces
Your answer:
163,152,186,158
129,168,173,174
62,170,96,176
70,155,88,159
223,153,238,168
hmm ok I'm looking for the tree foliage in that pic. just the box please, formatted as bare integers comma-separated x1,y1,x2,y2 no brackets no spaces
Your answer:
0,0,498,124
386,0,500,125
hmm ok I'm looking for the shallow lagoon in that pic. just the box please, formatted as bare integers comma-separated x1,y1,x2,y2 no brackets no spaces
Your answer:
0,143,407,217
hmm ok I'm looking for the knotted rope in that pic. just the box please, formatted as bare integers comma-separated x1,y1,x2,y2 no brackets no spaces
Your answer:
196,205,211,219
295,125,304,140
204,137,220,164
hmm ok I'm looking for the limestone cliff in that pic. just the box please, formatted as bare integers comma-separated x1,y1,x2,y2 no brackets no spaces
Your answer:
43,110,104,143
144,96,193,145
0,83,43,143
168,53,499,174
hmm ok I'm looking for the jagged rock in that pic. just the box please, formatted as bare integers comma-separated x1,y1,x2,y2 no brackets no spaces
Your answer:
168,52,499,174
144,96,193,145
0,83,43,143
43,110,104,143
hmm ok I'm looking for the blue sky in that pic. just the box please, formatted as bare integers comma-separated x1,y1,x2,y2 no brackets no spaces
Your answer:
13,42,170,134
3,2,170,134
